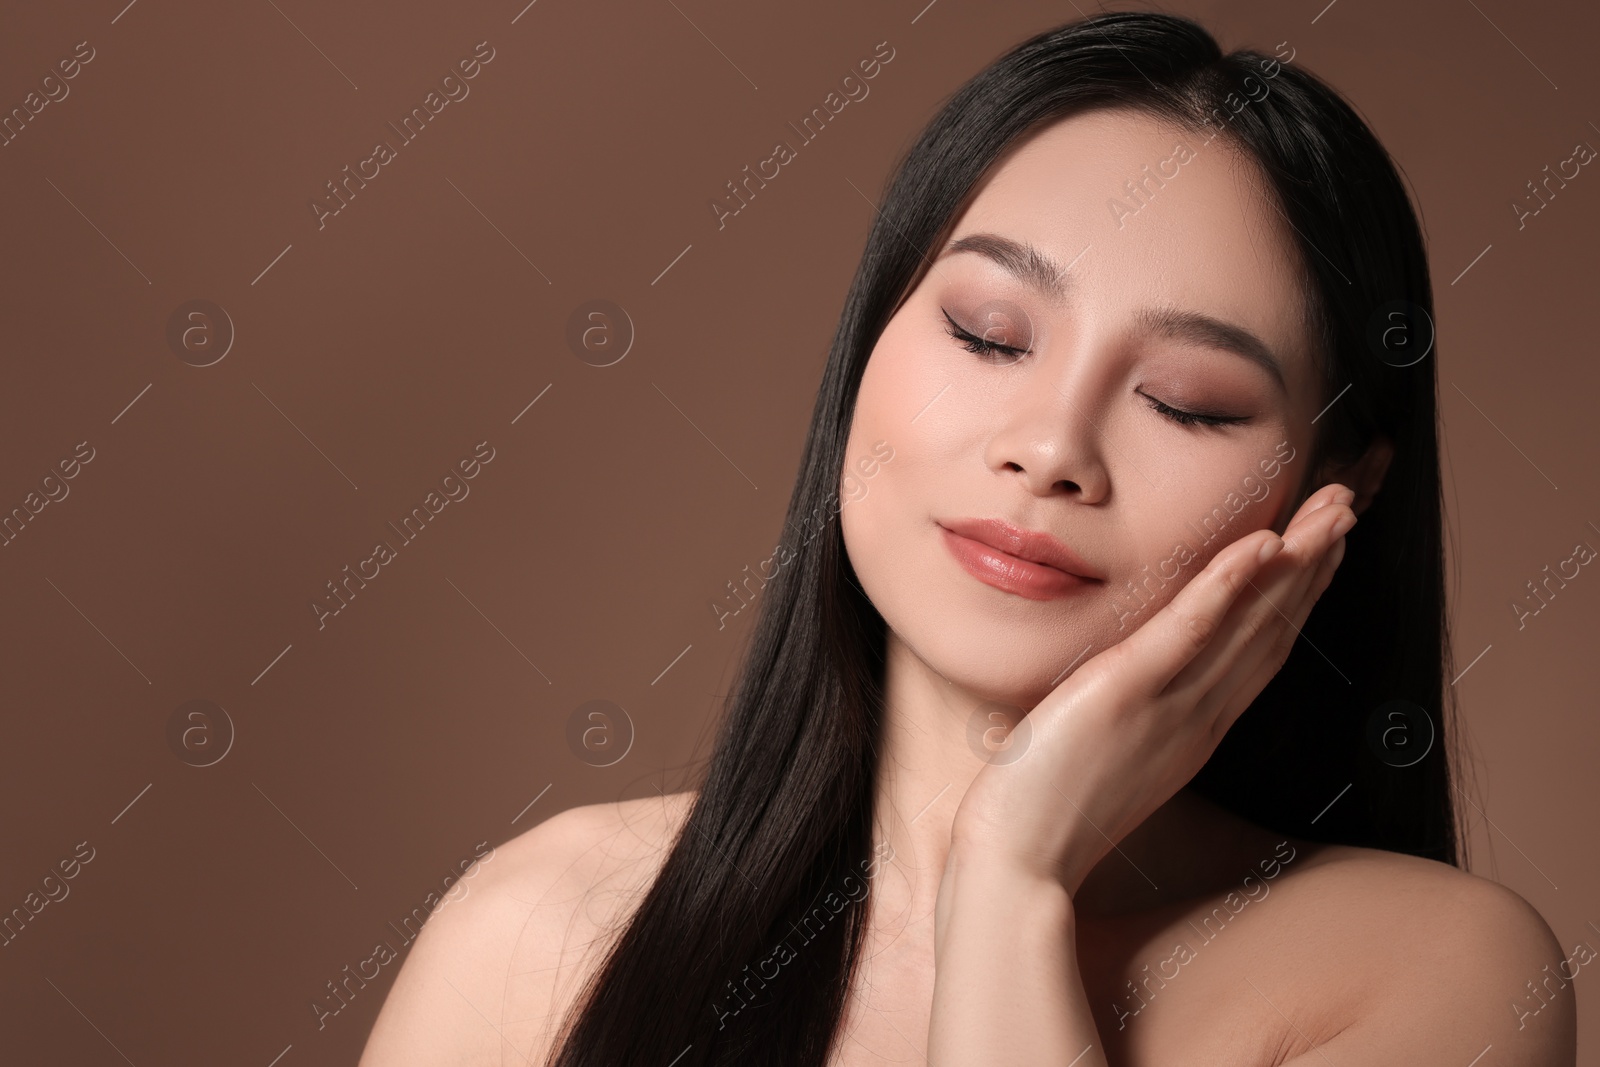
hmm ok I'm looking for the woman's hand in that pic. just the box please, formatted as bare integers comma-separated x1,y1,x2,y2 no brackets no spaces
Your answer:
944,481,1358,898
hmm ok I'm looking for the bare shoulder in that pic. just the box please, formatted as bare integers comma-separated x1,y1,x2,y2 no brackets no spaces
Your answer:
1282,840,1565,962
1253,840,1577,1065
358,790,697,1067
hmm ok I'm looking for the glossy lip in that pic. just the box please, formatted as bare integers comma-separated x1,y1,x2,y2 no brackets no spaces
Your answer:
937,516,1104,601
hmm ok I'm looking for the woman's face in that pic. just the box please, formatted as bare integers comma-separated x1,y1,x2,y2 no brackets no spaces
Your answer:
839,107,1329,710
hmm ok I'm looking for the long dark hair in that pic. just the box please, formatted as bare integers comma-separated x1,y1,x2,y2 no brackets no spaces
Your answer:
547,12,1463,1064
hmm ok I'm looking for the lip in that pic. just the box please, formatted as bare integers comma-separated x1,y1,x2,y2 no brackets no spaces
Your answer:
937,517,1104,601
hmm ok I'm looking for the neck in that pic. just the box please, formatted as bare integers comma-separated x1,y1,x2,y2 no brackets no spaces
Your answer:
866,633,1289,939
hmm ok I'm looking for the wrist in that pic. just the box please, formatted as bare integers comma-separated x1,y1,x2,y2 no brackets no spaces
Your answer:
942,833,1093,896
934,844,1076,953
928,847,1095,1066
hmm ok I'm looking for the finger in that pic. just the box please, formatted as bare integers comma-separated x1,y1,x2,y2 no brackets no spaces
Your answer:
1122,526,1284,698
1209,524,1349,734
1281,483,1355,541
1169,499,1352,704
1169,543,1313,706
1114,482,1351,701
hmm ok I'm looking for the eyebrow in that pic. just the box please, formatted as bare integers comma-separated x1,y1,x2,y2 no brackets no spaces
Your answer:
1135,306,1288,392
939,230,1288,391
940,232,1070,304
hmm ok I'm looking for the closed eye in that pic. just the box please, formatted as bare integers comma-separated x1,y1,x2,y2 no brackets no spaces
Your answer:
941,308,1029,361
1139,390,1250,429
940,306,1246,428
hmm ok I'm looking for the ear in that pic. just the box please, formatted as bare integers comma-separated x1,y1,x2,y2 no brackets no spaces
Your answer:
1319,436,1393,517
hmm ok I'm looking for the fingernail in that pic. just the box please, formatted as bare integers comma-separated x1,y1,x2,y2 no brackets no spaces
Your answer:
1334,488,1356,507
1257,536,1284,565
1331,511,1356,538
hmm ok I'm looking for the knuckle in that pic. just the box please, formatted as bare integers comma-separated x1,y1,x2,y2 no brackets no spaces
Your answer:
1269,624,1298,666
1316,547,1345,591
1241,607,1274,645
1223,560,1252,598
1183,612,1218,648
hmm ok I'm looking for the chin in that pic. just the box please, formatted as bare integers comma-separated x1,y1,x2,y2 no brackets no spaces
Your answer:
854,560,1097,706
893,614,1092,709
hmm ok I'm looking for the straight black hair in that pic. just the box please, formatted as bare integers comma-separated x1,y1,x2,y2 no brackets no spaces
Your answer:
547,11,1464,1064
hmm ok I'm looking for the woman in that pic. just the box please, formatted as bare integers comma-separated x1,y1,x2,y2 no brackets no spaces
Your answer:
361,12,1574,1066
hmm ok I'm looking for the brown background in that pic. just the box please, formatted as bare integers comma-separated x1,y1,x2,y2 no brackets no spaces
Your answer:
1,0,1596,1062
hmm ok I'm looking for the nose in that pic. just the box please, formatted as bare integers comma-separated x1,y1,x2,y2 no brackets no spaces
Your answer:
983,376,1110,502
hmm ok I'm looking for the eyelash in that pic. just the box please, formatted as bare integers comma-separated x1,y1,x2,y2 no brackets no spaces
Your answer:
941,309,1029,361
940,308,1248,429
1139,392,1249,429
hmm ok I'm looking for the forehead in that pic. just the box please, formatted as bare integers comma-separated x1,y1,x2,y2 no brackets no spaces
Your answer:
944,108,1317,383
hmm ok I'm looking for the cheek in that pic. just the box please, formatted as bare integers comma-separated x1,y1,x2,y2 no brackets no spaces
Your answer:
853,306,993,434
839,471,909,639
839,444,910,572
839,469,867,504
1107,470,1287,626
839,331,959,533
